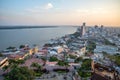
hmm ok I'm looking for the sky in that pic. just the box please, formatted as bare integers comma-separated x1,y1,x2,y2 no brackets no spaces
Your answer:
0,0,120,26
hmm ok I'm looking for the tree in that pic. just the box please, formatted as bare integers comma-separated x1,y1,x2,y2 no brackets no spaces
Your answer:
4,66,35,80
9,59,25,65
30,62,43,76
0,52,3,57
19,45,25,49
69,54,77,59
108,54,120,66
104,38,116,46
81,59,92,70
77,59,92,78
49,56,58,62
75,57,83,63
114,55,120,66
2,65,9,71
57,60,69,66
31,62,40,68
86,40,96,52
78,71,91,78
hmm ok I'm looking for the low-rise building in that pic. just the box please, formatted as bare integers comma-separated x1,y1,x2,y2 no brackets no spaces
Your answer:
79,46,86,56
94,45,118,55
0,57,9,69
91,60,120,80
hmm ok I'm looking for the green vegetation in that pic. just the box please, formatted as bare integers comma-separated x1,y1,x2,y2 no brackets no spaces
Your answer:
102,51,108,56
86,40,96,53
78,71,91,78
113,54,120,66
2,65,9,71
81,59,92,70
4,60,25,72
41,57,46,61
4,65,35,80
31,62,40,67
102,52,120,66
108,54,120,66
56,70,67,73
9,59,25,65
75,57,83,63
31,62,43,77
57,60,69,66
69,54,77,59
19,45,25,49
0,52,3,57
49,56,58,62
43,43,52,47
104,38,116,46
77,59,92,78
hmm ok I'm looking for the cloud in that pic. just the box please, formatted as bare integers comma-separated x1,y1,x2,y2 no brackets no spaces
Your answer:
45,3,53,9
25,3,54,14
76,8,108,15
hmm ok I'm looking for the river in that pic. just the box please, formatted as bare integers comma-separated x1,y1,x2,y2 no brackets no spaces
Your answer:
0,26,77,50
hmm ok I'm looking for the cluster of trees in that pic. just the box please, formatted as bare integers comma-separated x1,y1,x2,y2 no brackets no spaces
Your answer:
81,59,92,70
103,52,120,66
8,59,25,65
4,65,35,80
104,38,116,46
75,57,83,63
78,59,92,78
78,71,91,78
69,54,77,59
113,54,120,66
4,61,44,80
49,56,58,62
0,52,3,57
19,45,25,49
86,40,96,53
57,60,69,66
2,59,25,73
31,62,43,76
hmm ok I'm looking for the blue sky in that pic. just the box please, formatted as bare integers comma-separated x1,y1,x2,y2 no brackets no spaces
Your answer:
0,0,120,26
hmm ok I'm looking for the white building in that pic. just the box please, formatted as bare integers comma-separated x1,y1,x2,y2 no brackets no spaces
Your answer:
94,45,118,55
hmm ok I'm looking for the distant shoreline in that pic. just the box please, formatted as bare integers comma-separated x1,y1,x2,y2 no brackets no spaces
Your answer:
0,26,58,30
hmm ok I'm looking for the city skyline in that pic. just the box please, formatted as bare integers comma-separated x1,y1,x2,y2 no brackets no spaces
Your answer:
0,0,120,27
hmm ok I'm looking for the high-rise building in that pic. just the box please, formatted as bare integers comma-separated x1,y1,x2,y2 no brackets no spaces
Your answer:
100,25,103,32
83,22,86,26
81,22,86,37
